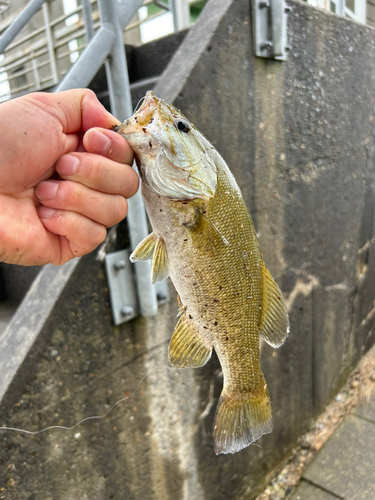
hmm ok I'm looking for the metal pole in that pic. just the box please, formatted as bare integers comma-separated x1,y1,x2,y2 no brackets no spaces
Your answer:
42,2,58,85
56,25,115,91
118,0,145,31
97,0,160,317
81,0,94,43
0,0,46,54
31,54,41,89
169,0,190,31
336,0,344,15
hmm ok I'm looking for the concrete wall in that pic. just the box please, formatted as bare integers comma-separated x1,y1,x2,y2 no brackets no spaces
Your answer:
1,0,375,498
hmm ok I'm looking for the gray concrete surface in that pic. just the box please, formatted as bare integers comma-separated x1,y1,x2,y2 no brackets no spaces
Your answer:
290,394,375,500
289,480,341,500
353,391,375,422
0,261,79,403
1,0,375,498
0,301,18,338
303,417,375,499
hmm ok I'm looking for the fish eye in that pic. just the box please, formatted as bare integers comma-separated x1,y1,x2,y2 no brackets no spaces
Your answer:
174,119,190,133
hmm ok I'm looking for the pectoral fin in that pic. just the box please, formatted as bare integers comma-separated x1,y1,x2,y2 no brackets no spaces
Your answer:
151,237,169,284
259,263,290,348
130,232,157,262
169,314,212,368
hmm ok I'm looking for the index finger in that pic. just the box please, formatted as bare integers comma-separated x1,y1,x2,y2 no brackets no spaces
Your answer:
28,89,121,135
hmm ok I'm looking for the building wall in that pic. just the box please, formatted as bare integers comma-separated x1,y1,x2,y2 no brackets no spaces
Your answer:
367,0,375,27
0,0,66,96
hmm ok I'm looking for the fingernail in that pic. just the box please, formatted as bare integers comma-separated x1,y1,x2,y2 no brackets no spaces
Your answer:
38,206,55,219
57,155,79,176
36,181,59,200
88,130,111,153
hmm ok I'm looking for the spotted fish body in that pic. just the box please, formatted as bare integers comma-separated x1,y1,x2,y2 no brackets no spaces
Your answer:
117,92,289,455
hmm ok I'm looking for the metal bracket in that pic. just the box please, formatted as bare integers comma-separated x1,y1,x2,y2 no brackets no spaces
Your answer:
105,249,170,325
252,0,290,61
105,249,138,325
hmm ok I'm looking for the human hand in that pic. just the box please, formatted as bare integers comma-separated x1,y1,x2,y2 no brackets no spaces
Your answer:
0,89,138,266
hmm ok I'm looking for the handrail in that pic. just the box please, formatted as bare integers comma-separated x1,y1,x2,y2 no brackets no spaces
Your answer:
0,0,170,318
0,0,172,101
0,0,47,54
55,23,115,90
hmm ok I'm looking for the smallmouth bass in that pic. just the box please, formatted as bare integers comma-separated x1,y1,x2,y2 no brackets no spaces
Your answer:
117,91,289,455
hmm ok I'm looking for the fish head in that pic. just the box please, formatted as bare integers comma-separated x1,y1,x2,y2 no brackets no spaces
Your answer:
117,91,217,201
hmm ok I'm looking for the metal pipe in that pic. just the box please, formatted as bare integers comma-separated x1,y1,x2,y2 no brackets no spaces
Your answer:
49,5,84,28
0,0,47,54
57,46,87,60
31,55,41,89
98,0,160,317
154,0,170,11
56,24,115,91
81,0,95,43
169,0,190,31
118,0,145,31
336,0,344,15
124,10,167,32
42,3,59,85
5,25,45,53
54,28,88,49
1,48,48,74
127,191,160,317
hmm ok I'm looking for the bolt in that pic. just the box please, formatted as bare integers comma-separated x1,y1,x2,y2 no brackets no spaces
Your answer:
285,5,292,12
157,292,167,301
121,306,134,317
261,41,273,50
259,1,269,7
114,260,126,271
285,45,291,52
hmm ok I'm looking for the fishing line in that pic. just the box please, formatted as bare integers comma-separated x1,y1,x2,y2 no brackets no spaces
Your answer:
194,207,229,246
133,96,146,114
0,366,160,436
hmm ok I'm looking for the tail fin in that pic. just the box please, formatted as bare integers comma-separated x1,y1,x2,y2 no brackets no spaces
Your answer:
213,387,272,455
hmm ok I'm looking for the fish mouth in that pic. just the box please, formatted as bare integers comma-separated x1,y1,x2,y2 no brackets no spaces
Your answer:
117,91,159,136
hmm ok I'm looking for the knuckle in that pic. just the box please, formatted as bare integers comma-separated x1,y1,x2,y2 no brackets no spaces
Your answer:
94,226,107,246
55,180,71,204
71,212,85,233
112,196,128,224
90,156,102,180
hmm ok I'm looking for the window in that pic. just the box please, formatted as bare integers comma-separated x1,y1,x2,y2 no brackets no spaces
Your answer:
307,0,366,23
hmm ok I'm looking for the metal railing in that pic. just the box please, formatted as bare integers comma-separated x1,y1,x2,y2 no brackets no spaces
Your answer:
0,0,181,318
0,0,191,102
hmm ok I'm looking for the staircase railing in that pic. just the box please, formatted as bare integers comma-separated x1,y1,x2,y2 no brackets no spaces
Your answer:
0,0,172,319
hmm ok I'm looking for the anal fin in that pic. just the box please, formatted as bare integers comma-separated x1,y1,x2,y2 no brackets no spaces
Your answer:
130,233,157,262
259,263,290,348
169,314,212,368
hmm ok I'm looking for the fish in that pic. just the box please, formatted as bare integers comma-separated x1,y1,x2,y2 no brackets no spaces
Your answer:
116,91,289,455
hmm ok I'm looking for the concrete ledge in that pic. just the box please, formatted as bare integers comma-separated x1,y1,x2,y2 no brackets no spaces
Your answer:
154,0,233,102
0,260,79,402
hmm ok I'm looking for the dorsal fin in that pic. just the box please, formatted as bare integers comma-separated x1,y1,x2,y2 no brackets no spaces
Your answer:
259,263,290,348
168,313,212,368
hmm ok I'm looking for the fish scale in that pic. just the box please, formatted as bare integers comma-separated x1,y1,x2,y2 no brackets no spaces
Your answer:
117,91,289,455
